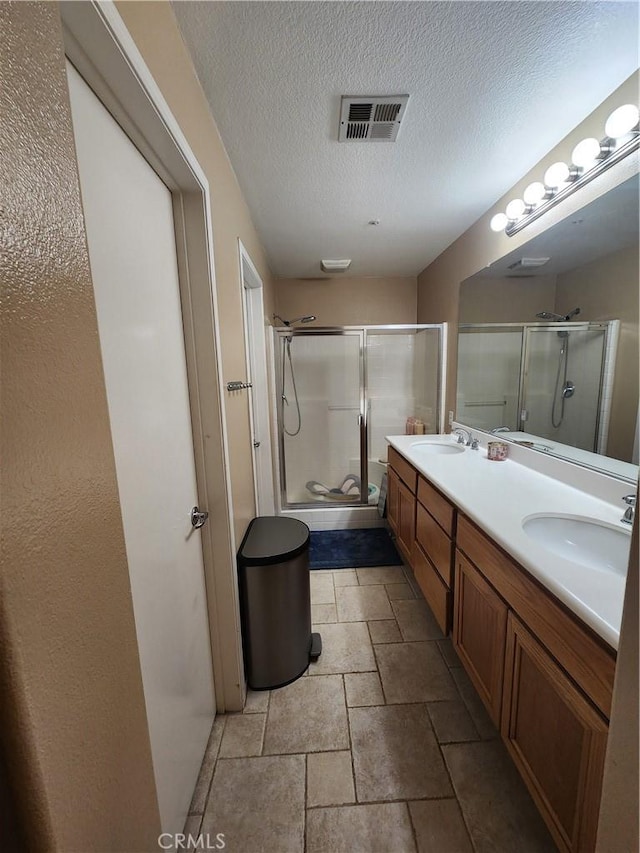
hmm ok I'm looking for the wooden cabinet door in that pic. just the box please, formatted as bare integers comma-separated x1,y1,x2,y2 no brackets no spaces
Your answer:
387,466,399,534
396,478,416,566
453,551,508,726
502,614,608,853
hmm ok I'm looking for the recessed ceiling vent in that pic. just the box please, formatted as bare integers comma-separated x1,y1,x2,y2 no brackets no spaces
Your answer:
338,95,409,143
507,257,551,270
506,257,551,278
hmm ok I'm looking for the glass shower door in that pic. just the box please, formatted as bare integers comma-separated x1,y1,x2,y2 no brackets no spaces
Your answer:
523,326,607,451
456,327,523,431
278,330,364,507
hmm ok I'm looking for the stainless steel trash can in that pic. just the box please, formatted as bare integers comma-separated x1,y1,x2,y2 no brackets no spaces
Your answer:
238,516,321,690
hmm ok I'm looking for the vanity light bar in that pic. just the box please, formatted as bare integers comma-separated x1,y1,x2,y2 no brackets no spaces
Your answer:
489,104,640,236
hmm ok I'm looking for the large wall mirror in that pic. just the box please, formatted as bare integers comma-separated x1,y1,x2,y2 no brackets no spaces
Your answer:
456,174,639,483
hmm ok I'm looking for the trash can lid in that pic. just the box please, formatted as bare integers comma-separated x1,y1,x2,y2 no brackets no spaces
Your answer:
238,516,310,566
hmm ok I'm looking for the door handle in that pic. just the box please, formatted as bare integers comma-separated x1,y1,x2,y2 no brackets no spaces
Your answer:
190,506,209,529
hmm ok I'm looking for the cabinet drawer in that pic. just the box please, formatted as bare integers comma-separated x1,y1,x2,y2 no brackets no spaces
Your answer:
416,502,453,587
457,514,615,719
388,447,417,494
417,475,455,536
502,614,608,852
412,541,450,635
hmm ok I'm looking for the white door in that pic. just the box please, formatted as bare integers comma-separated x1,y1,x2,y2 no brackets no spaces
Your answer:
241,246,276,515
67,62,215,835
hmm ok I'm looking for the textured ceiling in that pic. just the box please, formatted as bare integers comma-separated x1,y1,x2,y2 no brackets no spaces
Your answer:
172,1,639,278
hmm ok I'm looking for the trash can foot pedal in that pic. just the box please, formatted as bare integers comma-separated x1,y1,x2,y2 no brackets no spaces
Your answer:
309,632,322,661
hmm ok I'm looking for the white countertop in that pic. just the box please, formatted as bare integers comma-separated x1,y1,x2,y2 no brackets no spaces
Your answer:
386,433,633,650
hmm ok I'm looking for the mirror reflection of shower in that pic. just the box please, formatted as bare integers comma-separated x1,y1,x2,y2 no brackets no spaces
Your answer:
534,308,581,429
273,314,316,436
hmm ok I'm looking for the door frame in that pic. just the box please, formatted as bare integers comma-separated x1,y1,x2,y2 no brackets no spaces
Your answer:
61,0,244,711
239,240,276,515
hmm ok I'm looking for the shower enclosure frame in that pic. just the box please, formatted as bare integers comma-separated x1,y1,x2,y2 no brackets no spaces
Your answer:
274,324,445,512
457,320,617,452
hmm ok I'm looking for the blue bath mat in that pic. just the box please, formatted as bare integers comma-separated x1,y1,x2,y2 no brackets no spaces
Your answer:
309,528,402,570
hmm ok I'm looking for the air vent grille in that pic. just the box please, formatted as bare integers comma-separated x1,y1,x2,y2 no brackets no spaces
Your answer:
339,95,409,143
346,122,369,140
348,103,373,122
374,103,401,122
370,123,395,140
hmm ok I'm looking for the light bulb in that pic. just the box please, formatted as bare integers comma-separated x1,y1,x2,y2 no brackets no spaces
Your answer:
605,104,639,139
523,182,546,207
505,199,525,220
571,137,601,169
490,213,508,232
544,161,570,189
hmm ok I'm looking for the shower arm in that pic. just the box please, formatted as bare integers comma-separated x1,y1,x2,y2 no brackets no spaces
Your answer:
273,313,316,327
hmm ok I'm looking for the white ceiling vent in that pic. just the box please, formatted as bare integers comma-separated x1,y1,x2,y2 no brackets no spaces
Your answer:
321,259,352,273
507,257,551,270
338,95,409,143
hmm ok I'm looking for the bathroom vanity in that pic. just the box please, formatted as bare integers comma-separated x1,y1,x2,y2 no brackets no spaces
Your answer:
385,433,631,853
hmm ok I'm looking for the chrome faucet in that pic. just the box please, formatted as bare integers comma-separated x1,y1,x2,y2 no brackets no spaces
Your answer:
491,426,510,434
453,427,478,449
621,495,636,525
453,427,470,445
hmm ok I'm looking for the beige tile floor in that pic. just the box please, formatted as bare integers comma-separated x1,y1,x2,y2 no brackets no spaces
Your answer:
186,564,556,853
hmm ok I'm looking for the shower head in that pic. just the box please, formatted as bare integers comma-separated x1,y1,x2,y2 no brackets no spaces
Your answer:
535,308,581,322
273,313,316,326
535,311,565,321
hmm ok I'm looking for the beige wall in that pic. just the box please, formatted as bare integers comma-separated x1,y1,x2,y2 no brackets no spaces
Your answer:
1,3,160,850
275,276,417,326
459,275,558,324
556,245,639,461
117,0,275,544
417,73,639,421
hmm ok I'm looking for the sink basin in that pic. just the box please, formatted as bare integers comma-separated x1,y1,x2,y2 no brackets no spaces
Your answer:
522,514,631,576
411,441,465,456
